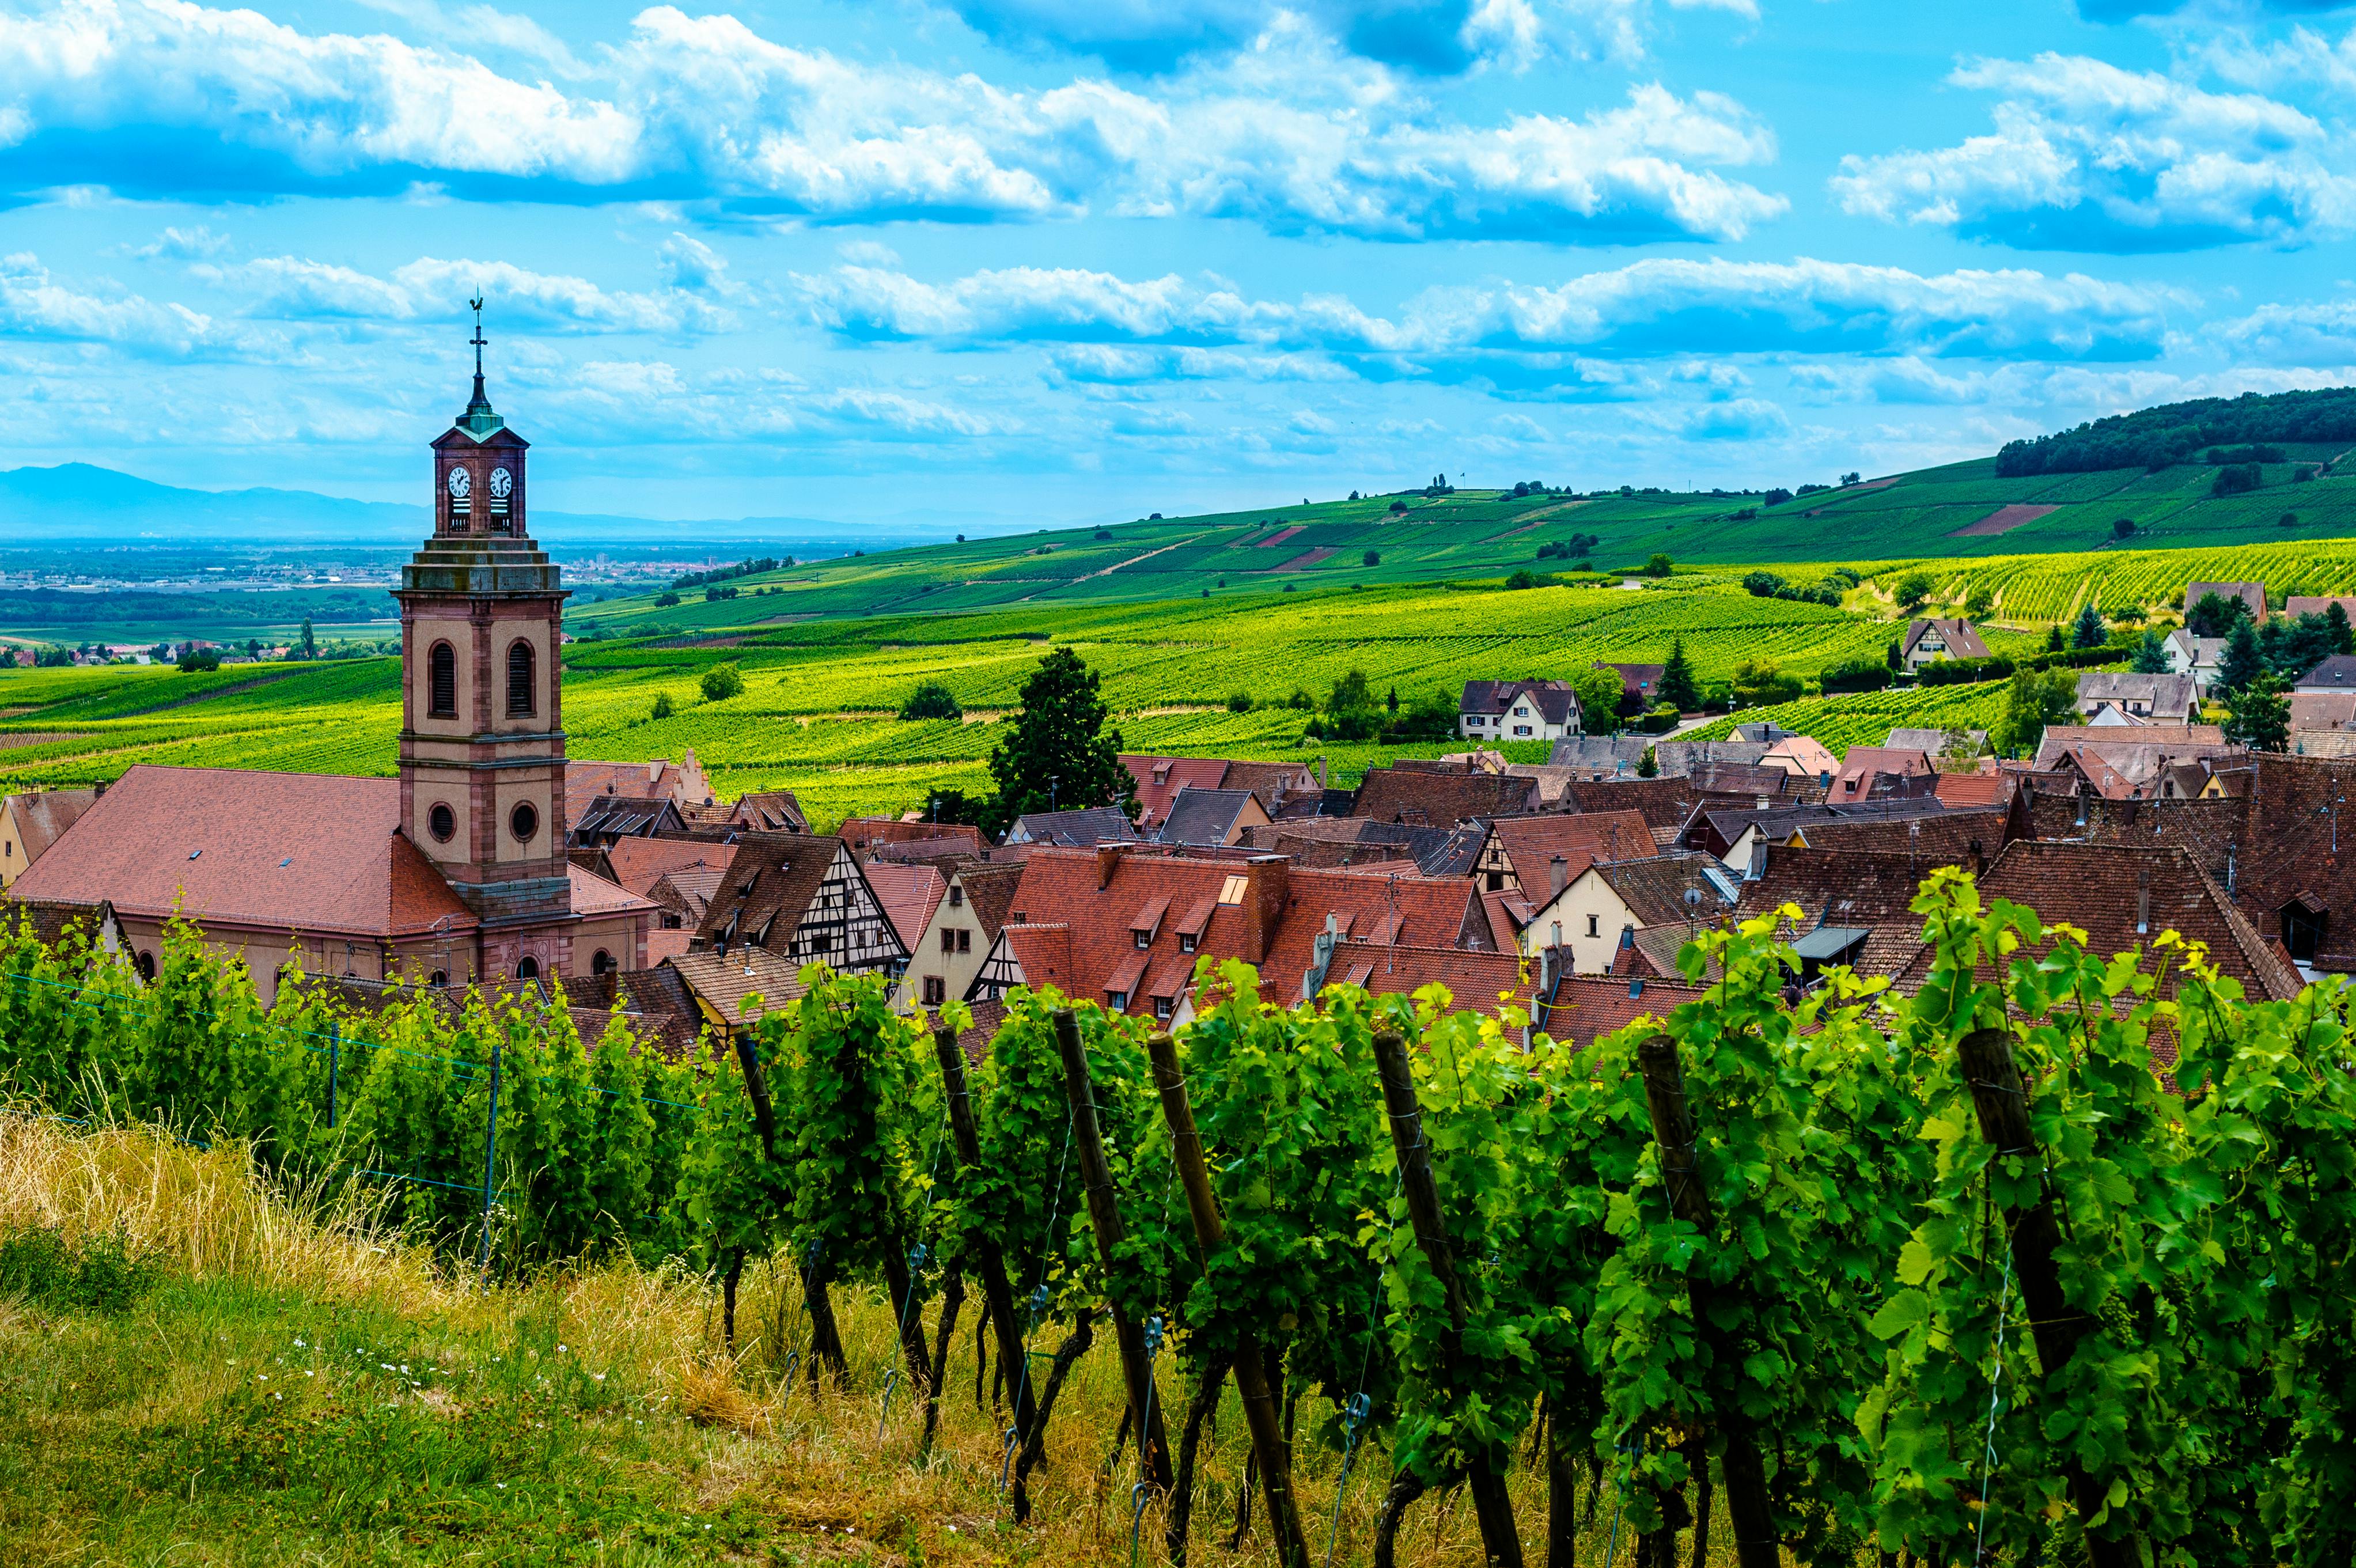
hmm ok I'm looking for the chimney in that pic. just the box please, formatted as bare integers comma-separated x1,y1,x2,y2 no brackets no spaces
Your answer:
1550,853,1569,900
1246,854,1289,963
1097,843,1126,888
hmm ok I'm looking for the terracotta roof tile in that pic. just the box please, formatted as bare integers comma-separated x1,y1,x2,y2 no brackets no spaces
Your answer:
1535,972,1711,1053
12,764,476,939
863,861,948,949
568,863,657,918
600,836,737,900
5,787,98,865
1352,765,1537,827
665,948,812,1028
1485,811,1656,889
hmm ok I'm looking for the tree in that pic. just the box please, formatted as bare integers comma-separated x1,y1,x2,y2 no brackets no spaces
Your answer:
1567,665,1627,736
1994,666,2078,756
1385,684,1400,714
1321,669,1382,741
2129,629,2172,674
700,662,745,702
2071,601,2108,650
2215,618,2264,694
1226,691,1252,713
2112,517,2136,540
2225,673,2290,752
987,645,1130,824
1730,658,1802,708
1643,553,1675,578
1363,549,1381,566
1657,638,1700,711
2329,601,2354,656
899,680,963,721
299,617,316,660
650,692,674,721
1637,745,1658,777
1742,571,1785,598
2186,591,2251,638
1965,586,1995,620
2045,623,2067,653
1504,569,1546,590
1895,571,1933,609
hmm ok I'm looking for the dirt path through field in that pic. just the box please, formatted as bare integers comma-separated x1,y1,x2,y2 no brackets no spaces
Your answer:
1267,546,1337,571
1483,499,1591,541
1015,536,1199,600
1949,503,2059,538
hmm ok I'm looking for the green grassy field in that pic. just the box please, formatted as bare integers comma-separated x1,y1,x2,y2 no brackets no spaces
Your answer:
1,575,1904,823
551,448,2356,639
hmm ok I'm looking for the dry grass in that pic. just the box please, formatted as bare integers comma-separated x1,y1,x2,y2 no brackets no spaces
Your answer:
0,1111,1775,1566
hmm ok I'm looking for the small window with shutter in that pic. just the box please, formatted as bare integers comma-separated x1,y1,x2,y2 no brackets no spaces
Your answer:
429,642,456,717
506,641,535,717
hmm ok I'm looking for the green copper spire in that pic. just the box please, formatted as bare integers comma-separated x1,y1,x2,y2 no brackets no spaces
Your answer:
456,293,505,437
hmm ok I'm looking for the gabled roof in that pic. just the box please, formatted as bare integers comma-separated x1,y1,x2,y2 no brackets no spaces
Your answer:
2286,596,2356,620
4,787,99,865
1313,942,1532,1019
714,790,809,834
9,765,476,940
863,860,948,948
839,817,987,854
954,862,1024,942
2032,725,2228,766
1735,846,1946,979
692,834,861,953
1596,662,1664,697
1533,973,1711,1053
559,963,706,1059
569,863,657,918
1565,853,1738,928
1121,755,1230,829
2297,654,2356,691
1892,840,2301,1006
1830,746,1935,802
600,836,738,901
2186,581,2265,619
1156,787,1263,847
570,794,687,842
1460,679,1580,727
1007,806,1142,846
1543,736,1654,775
1484,810,1657,888
1902,618,1991,661
1352,765,1537,826
2077,671,2200,714
665,947,812,1028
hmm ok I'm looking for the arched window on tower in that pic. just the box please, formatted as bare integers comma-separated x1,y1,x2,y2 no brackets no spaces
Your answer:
429,642,456,718
506,640,535,717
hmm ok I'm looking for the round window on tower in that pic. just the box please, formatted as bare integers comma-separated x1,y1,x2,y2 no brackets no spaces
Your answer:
428,802,456,843
510,800,539,845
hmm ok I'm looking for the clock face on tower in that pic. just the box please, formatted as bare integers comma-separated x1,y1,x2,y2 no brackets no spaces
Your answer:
447,467,471,499
490,467,513,499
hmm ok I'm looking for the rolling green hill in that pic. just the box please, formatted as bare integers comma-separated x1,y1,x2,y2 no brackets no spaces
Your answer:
566,445,2356,638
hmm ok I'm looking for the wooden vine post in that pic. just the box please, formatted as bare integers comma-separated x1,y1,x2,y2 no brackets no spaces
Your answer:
1369,1027,1526,1568
929,1025,1039,1445
1953,1027,2139,1568
1145,1029,1313,1568
1050,1008,1175,1497
1634,1033,1779,1568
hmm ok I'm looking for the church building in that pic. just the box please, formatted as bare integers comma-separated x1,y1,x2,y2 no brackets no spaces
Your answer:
11,336,654,999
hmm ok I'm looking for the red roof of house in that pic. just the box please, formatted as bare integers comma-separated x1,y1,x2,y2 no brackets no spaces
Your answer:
863,860,949,949
1830,745,1934,802
1122,756,1230,830
568,863,657,918
600,836,738,901
12,764,476,940
1536,973,1711,1052
1485,810,1657,891
839,817,986,855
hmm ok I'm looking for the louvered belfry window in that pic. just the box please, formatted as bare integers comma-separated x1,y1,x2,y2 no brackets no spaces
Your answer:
429,642,456,717
507,641,535,717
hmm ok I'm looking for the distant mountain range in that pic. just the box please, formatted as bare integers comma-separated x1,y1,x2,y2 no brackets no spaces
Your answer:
0,463,998,554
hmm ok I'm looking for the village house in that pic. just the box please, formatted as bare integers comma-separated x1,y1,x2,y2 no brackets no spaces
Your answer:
9,360,658,999
1153,786,1271,847
2187,580,2267,622
0,787,98,889
1517,851,1740,974
1003,806,1142,846
1351,761,1540,825
1120,755,1319,833
2163,629,2228,695
2076,671,2203,725
1828,744,1937,802
963,847,1496,1023
2294,654,2356,692
1457,679,1583,742
688,832,907,978
893,862,1021,1010
1899,618,1990,673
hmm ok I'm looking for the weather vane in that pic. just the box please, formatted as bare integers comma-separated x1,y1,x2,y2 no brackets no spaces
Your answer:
468,291,487,379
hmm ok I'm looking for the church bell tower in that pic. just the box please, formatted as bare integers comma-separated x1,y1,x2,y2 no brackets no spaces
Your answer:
394,301,575,980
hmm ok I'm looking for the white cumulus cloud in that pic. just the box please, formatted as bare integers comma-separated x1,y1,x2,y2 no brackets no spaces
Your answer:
1831,51,2356,249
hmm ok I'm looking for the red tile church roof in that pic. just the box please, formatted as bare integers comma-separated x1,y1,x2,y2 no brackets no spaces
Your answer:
12,764,475,939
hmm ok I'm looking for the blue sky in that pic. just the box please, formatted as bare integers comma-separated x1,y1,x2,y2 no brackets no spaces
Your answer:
3,0,2356,531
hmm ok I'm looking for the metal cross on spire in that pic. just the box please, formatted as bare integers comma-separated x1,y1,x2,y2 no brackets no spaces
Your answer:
457,291,504,434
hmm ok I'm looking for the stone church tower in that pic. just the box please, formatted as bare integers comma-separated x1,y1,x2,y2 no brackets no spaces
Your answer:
394,308,576,981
